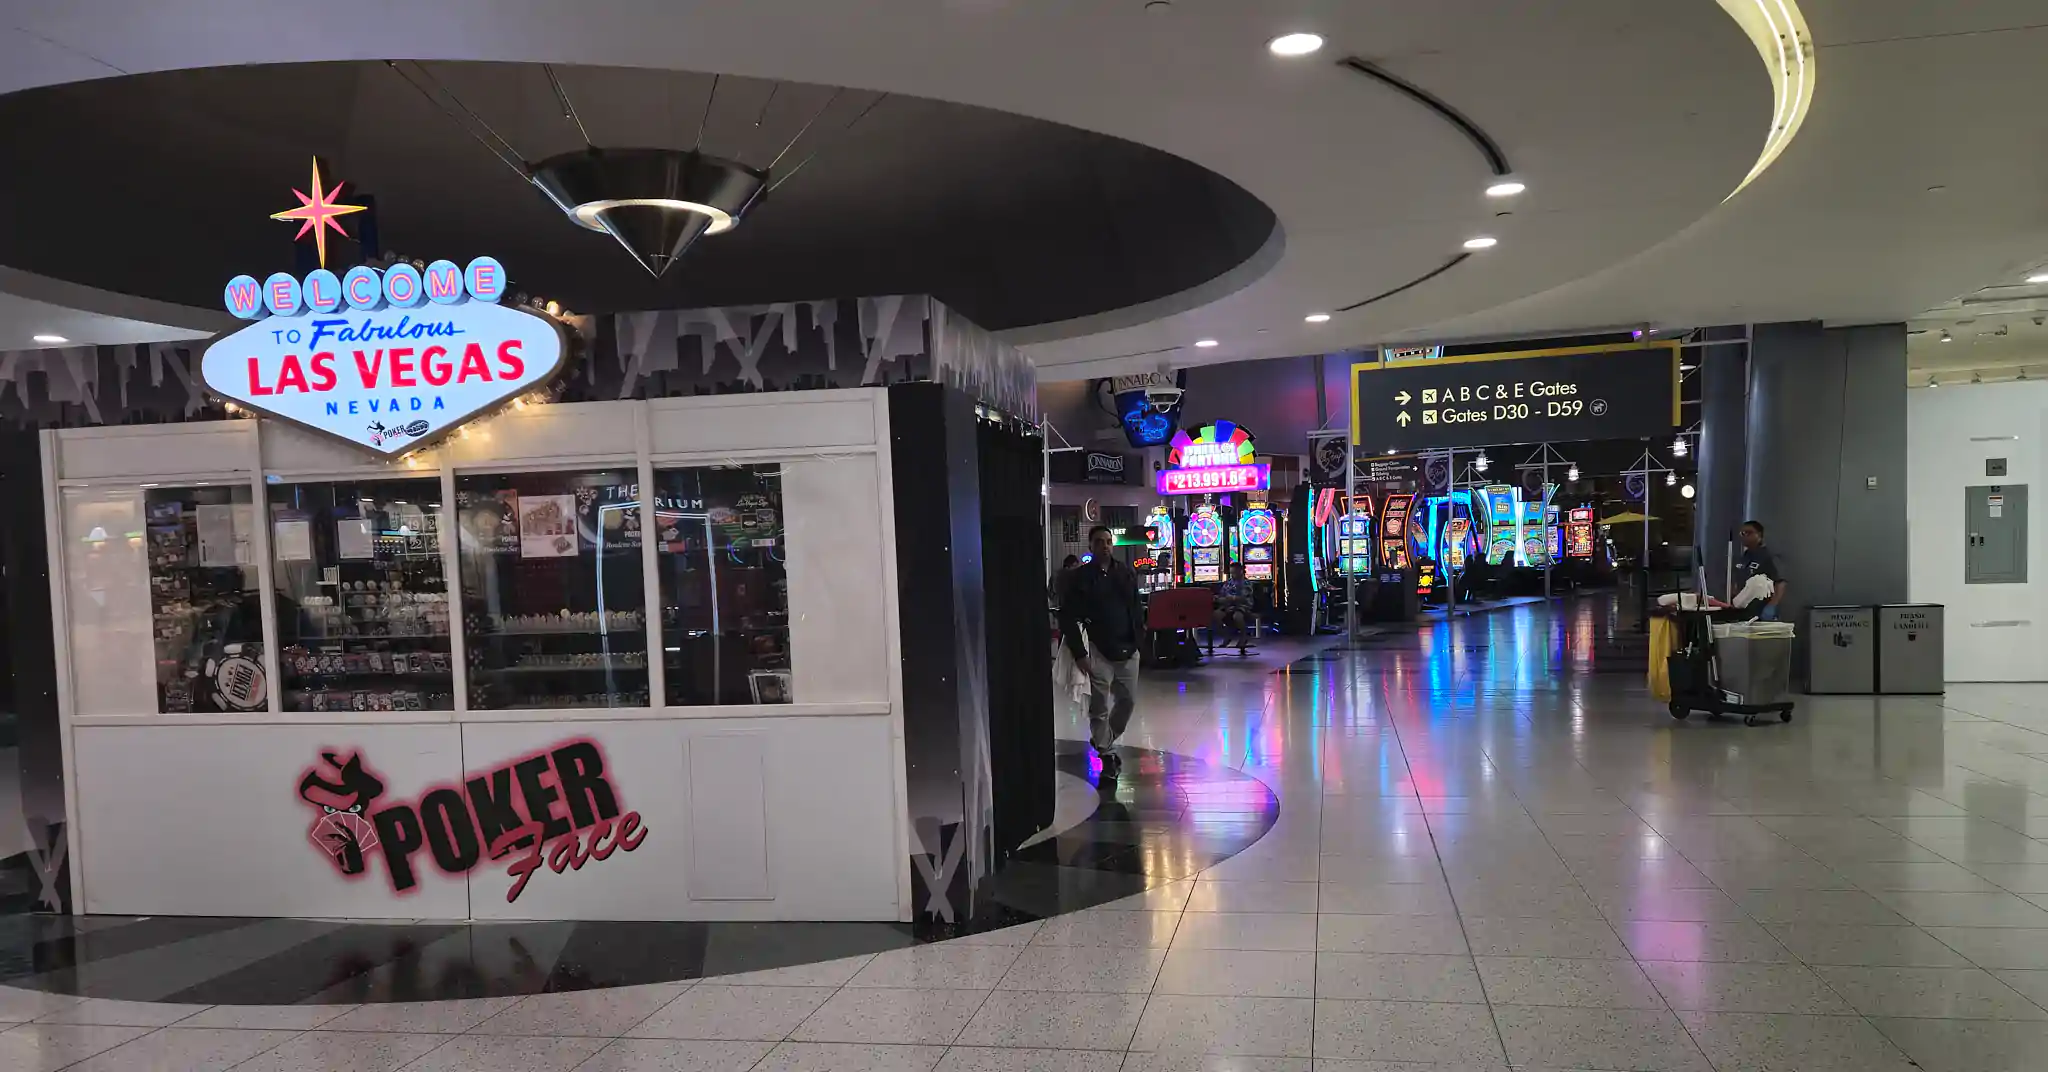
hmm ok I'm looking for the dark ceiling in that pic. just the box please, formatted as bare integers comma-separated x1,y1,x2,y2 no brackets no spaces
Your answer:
0,61,1276,331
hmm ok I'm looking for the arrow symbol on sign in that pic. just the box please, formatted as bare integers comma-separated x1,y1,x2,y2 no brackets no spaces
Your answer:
1396,411,1411,426
1395,391,1412,405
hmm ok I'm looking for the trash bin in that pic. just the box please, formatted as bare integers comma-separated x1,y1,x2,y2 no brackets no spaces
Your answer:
1805,605,1876,694
1877,604,1945,694
1718,633,1794,706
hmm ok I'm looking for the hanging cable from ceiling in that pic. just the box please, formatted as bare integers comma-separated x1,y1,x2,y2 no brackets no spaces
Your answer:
767,90,891,195
764,87,844,173
542,63,594,149
752,82,781,128
384,60,533,180
693,74,721,152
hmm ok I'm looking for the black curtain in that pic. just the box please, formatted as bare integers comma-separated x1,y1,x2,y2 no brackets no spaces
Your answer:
977,418,1055,858
0,431,65,912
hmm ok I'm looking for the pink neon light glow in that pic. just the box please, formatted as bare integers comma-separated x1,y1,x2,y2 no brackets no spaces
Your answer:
1157,463,1270,496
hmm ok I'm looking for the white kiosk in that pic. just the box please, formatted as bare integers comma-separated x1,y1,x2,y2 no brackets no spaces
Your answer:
44,387,912,923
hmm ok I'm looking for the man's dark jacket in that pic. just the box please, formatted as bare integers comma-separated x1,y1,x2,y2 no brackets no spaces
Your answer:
1059,558,1143,662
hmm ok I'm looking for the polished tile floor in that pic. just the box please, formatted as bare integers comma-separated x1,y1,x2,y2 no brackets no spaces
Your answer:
11,595,2048,1068
0,743,1276,1004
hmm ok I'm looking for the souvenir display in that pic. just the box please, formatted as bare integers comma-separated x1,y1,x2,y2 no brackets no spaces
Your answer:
270,480,454,712
457,469,650,709
147,487,266,713
655,464,792,706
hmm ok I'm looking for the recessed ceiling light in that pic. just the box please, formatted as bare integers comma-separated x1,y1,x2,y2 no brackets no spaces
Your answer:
1268,32,1324,57
1305,313,1331,323
2027,272,2048,284
1485,181,1526,197
1194,339,1220,348
1463,236,1498,250
32,334,67,344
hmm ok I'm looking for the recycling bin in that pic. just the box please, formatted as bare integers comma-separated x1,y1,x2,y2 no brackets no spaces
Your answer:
1805,605,1875,694
1876,604,1944,694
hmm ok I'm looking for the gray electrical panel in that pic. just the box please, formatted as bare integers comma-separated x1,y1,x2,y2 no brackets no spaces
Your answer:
1966,484,2028,584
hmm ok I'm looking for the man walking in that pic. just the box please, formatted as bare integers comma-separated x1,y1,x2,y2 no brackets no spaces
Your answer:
1059,525,1143,776
1736,520,1788,619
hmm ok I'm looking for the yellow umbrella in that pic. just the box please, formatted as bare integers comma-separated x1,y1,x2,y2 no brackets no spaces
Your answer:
1599,512,1658,525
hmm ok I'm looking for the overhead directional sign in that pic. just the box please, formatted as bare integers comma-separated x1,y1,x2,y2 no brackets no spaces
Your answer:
1351,343,1680,452
1361,454,1420,486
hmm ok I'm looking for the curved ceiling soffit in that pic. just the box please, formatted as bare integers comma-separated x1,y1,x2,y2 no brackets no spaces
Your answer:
1327,55,1506,316
1714,0,1818,198
0,60,1281,338
1389,0,1818,347
1037,52,1511,362
1329,0,1816,322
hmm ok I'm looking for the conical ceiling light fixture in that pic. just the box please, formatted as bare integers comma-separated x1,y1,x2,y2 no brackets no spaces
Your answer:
530,149,767,276
389,62,887,279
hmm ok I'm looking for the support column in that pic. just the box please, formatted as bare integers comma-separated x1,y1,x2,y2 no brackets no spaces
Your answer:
1694,327,1750,594
1744,321,1909,622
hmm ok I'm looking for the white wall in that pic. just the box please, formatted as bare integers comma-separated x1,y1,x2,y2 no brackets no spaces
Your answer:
1908,380,2048,680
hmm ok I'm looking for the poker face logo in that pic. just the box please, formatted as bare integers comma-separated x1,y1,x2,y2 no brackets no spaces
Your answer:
294,739,647,903
298,751,385,877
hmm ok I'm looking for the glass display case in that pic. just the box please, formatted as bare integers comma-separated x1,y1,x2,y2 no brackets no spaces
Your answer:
145,485,266,713
654,465,791,706
456,469,649,709
269,479,453,713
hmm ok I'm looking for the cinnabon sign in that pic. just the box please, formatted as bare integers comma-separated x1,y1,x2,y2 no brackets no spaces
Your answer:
297,740,648,903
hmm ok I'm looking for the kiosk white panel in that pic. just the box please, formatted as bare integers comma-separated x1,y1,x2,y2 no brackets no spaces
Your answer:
650,393,876,455
74,722,469,919
782,457,892,704
58,424,254,481
460,717,900,921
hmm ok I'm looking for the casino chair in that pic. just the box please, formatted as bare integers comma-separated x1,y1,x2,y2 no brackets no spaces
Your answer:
1207,583,1270,658
1143,587,1213,668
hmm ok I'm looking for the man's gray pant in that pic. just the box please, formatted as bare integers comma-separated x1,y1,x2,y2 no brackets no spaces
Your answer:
1086,649,1138,751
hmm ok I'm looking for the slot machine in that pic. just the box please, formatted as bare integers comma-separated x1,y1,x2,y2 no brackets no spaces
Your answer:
1444,517,1473,570
1517,483,1559,567
1142,505,1177,591
1566,507,1596,558
1334,511,1373,576
1237,502,1278,581
1184,502,1226,583
1518,500,1550,567
1379,493,1414,570
1479,485,1520,566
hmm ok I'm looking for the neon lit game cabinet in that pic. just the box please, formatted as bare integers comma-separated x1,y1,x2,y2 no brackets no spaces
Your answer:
1479,485,1520,566
1184,501,1226,583
1237,502,1278,581
1378,493,1414,570
1142,505,1177,591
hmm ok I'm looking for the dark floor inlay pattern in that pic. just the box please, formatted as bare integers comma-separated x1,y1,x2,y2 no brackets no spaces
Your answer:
0,743,1276,1003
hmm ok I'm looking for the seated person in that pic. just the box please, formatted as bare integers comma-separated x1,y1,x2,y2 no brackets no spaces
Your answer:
1212,564,1256,650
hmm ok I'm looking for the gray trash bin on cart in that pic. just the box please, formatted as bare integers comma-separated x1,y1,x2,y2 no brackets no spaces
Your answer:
1805,605,1876,694
1877,604,1944,694
1718,634,1794,706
